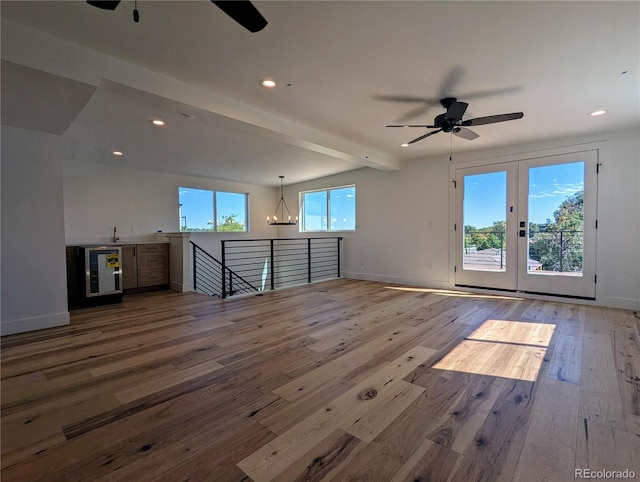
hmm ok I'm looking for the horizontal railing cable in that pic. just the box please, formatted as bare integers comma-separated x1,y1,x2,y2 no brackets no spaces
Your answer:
220,237,342,298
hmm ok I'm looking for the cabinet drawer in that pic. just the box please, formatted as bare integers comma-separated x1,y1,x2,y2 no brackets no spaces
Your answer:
137,269,169,287
137,253,168,270
137,244,168,255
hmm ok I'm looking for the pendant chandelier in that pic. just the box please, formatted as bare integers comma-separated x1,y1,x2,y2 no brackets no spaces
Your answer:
267,176,297,225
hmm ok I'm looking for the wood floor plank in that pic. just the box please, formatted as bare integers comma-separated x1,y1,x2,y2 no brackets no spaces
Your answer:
449,378,536,481
238,346,436,481
546,334,583,384
271,429,364,482
512,378,580,482
2,280,639,482
425,375,507,454
575,418,639,475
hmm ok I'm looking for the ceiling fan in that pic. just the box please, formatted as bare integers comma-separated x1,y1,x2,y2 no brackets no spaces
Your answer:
86,0,267,33
387,97,524,145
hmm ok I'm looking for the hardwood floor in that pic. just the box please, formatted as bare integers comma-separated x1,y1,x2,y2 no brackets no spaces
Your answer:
1,279,639,481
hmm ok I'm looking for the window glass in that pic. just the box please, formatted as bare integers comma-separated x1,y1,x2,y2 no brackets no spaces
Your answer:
302,191,327,231
216,191,247,232
179,187,247,232
330,186,356,231
301,185,355,232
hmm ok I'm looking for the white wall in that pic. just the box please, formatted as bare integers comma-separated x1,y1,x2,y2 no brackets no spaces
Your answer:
286,127,640,310
63,158,278,255
1,126,70,335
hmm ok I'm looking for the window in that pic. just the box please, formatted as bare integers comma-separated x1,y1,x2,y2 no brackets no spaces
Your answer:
300,185,355,232
178,187,248,232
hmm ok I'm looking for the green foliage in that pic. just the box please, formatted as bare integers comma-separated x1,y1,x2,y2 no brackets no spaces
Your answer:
529,191,583,272
179,213,245,232
464,191,584,272
216,214,245,232
464,220,506,251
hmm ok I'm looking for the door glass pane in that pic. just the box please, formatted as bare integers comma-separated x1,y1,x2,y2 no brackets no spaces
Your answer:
463,171,507,272
527,162,584,276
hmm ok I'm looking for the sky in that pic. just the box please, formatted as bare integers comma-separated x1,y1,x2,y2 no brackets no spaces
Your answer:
463,161,585,228
179,188,247,230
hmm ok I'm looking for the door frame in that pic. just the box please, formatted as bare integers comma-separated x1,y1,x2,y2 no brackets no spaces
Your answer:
453,162,518,291
449,147,599,299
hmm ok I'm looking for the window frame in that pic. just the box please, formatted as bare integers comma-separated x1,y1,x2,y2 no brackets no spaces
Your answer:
299,184,356,232
178,186,249,233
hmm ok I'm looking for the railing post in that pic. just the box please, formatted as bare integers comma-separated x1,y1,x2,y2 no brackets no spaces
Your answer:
221,240,227,299
192,241,197,292
308,238,312,283
229,270,233,296
270,239,275,291
559,231,564,272
337,237,342,278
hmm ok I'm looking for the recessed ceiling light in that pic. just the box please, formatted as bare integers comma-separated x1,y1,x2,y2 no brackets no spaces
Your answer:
112,151,124,157
590,110,607,117
150,119,165,126
260,78,277,88
400,143,410,147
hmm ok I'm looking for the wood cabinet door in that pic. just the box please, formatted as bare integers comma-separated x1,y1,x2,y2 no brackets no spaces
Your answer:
121,245,138,290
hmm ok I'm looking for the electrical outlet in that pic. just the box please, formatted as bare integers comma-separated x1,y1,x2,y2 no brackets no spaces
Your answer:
132,228,139,235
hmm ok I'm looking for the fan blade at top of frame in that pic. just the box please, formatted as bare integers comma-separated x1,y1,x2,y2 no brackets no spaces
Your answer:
212,1,268,33
408,129,442,144
86,0,121,10
453,127,479,140
462,112,524,126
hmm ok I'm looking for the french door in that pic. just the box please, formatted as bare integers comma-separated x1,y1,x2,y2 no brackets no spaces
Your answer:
454,150,598,299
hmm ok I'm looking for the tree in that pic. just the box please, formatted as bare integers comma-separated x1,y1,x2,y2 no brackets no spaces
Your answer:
216,214,245,232
529,190,584,272
464,220,506,251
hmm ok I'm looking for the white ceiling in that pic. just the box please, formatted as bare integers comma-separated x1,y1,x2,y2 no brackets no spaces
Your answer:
1,1,638,186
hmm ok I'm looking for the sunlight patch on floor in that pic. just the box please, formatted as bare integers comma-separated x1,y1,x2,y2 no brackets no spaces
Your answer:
384,286,521,300
433,319,556,381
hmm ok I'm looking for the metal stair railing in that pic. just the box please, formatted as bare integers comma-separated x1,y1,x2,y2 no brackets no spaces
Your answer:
190,241,259,298
221,237,342,299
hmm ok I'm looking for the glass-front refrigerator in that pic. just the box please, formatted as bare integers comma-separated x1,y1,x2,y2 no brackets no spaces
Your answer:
81,246,122,297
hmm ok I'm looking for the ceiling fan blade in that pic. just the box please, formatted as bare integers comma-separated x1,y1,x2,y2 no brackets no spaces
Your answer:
373,94,441,104
408,130,442,144
438,65,465,98
386,124,437,128
462,112,524,126
86,0,121,10
211,1,267,33
446,101,468,122
453,127,479,140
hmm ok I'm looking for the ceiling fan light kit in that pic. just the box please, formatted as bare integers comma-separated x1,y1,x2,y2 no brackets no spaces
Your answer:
387,97,524,145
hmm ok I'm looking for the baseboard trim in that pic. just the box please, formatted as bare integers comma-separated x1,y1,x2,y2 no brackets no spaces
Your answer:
170,281,193,293
1,311,70,336
342,272,451,290
603,296,640,311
